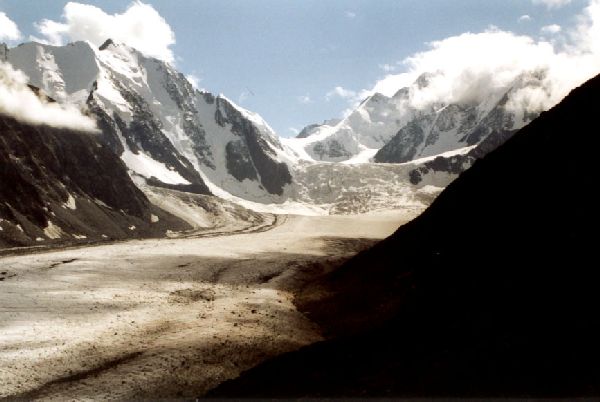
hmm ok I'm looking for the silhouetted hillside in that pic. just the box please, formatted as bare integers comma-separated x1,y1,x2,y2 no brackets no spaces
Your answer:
208,73,600,398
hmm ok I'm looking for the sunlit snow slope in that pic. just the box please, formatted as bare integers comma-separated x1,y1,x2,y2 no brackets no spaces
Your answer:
4,40,548,216
6,40,292,203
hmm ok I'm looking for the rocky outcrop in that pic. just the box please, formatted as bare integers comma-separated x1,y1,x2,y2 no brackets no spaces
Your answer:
215,97,292,196
375,117,430,163
94,79,210,194
311,138,353,160
0,112,189,249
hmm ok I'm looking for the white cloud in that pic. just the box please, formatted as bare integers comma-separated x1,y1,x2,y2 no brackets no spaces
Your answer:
326,86,358,101
0,12,21,41
357,0,600,117
186,74,201,89
238,91,249,104
33,1,176,63
532,0,573,9
519,14,532,22
297,94,312,104
288,127,300,135
0,61,97,131
379,63,398,72
345,11,357,19
541,24,562,34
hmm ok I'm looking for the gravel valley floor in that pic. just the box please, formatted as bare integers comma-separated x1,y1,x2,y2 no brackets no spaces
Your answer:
0,212,415,400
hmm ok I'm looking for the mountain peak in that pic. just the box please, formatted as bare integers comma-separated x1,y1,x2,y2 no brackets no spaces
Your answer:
96,39,143,60
415,71,436,89
368,92,389,103
393,86,410,99
99,38,115,51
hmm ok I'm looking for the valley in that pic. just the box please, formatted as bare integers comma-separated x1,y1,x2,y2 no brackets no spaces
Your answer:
0,211,415,400
2,0,599,397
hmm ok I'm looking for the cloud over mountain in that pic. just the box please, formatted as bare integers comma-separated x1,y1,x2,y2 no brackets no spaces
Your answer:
354,0,600,117
33,1,175,63
0,61,97,131
0,12,21,41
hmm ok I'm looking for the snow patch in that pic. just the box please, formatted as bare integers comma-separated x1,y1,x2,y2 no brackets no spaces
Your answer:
122,149,190,185
43,221,65,239
342,148,378,164
64,194,77,210
417,184,444,195
407,145,477,165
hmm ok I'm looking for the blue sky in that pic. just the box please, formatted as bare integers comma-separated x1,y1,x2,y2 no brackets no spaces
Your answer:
0,0,589,136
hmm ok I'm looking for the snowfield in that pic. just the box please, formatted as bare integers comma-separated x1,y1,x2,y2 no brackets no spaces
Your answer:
0,212,416,400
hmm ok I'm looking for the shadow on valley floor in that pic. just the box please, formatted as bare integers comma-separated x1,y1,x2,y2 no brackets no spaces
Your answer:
205,74,600,398
0,235,377,328
5,329,313,401
1,235,381,400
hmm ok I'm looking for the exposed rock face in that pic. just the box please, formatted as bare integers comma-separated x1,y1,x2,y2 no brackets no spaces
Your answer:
311,139,352,160
214,97,292,196
208,74,600,397
375,117,430,163
5,40,292,201
225,140,258,183
94,78,210,194
0,113,189,248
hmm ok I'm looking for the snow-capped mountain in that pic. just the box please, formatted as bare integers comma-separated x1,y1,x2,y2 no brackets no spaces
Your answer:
285,73,543,165
3,40,443,216
2,40,551,217
374,73,543,163
284,89,419,163
5,40,293,202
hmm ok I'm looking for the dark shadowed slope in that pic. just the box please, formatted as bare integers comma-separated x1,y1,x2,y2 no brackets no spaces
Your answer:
0,113,189,249
208,74,600,398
